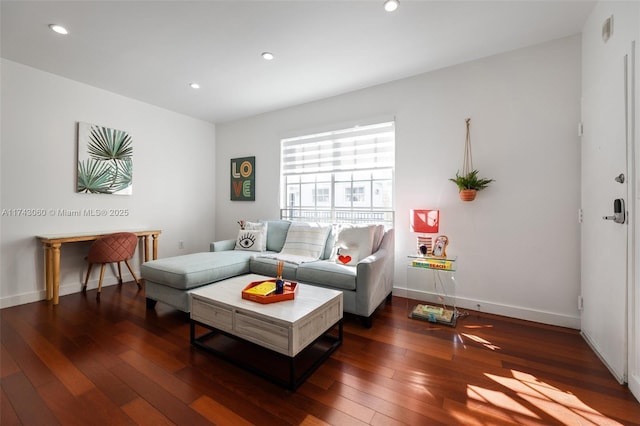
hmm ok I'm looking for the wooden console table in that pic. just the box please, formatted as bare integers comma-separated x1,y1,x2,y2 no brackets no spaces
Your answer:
36,230,161,305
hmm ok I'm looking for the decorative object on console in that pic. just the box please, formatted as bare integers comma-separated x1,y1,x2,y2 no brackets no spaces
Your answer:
410,209,439,256
77,122,133,195
449,118,494,202
230,156,255,201
431,235,449,258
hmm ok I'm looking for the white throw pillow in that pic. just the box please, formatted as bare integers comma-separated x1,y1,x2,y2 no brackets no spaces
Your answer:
245,221,267,251
234,229,264,252
334,247,359,266
332,224,379,262
280,222,330,259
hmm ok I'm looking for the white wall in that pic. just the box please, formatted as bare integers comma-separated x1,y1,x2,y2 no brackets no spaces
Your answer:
216,36,582,328
0,59,216,307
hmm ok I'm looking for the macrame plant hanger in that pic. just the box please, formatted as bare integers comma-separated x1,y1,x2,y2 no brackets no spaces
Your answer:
463,118,473,177
457,118,478,201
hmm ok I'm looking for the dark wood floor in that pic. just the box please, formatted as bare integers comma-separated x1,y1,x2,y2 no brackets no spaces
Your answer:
2,281,639,426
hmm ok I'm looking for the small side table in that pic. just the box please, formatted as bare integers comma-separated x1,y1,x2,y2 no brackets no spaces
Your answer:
407,255,459,326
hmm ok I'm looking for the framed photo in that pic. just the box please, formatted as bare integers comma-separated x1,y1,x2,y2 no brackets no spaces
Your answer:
432,235,449,258
77,122,133,195
230,156,255,201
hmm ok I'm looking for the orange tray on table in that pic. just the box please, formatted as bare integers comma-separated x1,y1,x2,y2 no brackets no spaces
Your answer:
241,279,298,304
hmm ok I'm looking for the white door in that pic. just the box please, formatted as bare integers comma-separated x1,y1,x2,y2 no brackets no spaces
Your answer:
581,12,635,384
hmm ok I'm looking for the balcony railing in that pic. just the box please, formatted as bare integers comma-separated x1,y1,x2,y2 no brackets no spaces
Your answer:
280,208,394,228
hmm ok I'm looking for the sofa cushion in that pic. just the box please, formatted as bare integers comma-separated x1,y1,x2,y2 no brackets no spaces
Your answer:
234,229,264,252
321,224,337,260
296,260,356,291
264,220,291,252
335,247,359,266
280,222,331,259
331,224,383,263
245,221,267,251
141,251,253,289
249,256,298,281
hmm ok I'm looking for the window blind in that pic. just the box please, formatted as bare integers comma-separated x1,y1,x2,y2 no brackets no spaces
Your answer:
281,121,395,175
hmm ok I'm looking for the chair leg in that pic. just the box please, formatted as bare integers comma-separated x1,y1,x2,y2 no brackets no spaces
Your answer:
117,262,123,285
83,263,93,291
97,264,106,294
124,260,141,289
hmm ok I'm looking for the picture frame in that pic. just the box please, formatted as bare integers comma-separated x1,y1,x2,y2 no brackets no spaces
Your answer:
77,122,133,195
230,156,255,201
431,235,449,258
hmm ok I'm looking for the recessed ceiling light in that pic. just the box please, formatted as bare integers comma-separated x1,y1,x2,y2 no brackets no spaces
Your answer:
383,0,399,12
189,83,200,89
261,52,274,61
48,24,69,35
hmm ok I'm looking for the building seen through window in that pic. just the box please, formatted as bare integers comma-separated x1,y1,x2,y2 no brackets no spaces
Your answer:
280,121,395,227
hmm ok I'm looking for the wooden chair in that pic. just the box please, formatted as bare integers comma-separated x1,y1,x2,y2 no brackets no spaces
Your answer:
83,232,141,296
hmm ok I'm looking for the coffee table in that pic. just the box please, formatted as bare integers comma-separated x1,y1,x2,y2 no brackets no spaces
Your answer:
189,274,343,390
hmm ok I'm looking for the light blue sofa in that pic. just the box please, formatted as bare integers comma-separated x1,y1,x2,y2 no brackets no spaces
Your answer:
141,220,394,326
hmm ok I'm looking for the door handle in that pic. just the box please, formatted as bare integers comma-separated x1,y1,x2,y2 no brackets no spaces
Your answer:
602,198,626,224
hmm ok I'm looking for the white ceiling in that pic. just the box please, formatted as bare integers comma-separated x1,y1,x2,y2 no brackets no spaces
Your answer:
1,1,595,123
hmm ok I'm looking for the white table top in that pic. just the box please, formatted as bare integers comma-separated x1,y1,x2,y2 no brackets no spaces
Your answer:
190,274,342,324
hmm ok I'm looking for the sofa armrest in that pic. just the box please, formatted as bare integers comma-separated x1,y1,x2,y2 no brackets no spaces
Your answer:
355,228,395,317
210,239,236,252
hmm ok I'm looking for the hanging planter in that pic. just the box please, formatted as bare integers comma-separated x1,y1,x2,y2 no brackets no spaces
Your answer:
459,189,477,202
449,118,494,202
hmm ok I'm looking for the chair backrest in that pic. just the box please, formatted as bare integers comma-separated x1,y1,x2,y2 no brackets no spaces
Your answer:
88,232,138,263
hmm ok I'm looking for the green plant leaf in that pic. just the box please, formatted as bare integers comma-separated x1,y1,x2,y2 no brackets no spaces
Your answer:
109,158,133,192
77,159,114,193
449,169,494,191
87,125,133,162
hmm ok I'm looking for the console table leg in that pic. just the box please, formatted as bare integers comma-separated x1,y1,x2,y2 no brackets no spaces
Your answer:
44,244,53,300
152,233,159,260
52,243,61,305
143,235,150,262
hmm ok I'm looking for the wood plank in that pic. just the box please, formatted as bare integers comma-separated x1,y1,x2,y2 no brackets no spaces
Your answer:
121,397,175,426
0,287,638,425
190,395,255,425
1,372,59,425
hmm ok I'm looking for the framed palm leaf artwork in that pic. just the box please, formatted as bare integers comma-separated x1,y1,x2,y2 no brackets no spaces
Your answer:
77,122,133,195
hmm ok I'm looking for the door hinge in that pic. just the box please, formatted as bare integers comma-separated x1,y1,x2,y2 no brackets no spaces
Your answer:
578,208,583,223
578,122,584,136
578,295,584,310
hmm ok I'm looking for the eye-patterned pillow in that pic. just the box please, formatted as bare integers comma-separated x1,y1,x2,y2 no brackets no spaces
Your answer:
235,230,264,252
245,221,268,251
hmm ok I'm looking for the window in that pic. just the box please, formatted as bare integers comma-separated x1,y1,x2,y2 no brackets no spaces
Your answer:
313,187,330,204
280,120,395,226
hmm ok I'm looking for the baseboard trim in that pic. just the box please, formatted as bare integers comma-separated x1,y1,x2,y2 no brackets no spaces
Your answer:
581,330,626,384
629,372,640,402
0,272,139,309
393,286,581,329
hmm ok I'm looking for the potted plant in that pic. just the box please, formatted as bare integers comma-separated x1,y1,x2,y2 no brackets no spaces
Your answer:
449,169,494,201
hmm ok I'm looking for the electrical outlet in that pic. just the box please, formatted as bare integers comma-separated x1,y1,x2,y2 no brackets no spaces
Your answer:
178,241,184,250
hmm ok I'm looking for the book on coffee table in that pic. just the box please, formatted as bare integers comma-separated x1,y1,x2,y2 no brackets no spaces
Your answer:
243,281,276,296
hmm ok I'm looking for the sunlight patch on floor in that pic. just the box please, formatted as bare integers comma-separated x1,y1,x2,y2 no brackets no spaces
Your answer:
465,370,625,425
460,333,501,350
467,385,541,418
